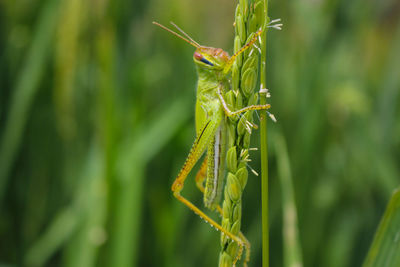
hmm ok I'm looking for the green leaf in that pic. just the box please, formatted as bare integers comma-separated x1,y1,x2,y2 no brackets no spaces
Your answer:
363,188,400,267
275,132,303,267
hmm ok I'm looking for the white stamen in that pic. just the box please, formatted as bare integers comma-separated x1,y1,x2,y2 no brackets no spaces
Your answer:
259,87,269,94
267,111,277,122
249,48,254,57
269,18,281,24
246,163,259,176
267,18,283,30
243,154,251,162
253,43,261,54
250,168,259,176
245,120,258,130
268,24,283,30
245,124,252,134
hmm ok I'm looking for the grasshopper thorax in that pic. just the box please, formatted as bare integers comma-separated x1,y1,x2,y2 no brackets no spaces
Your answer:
193,47,230,71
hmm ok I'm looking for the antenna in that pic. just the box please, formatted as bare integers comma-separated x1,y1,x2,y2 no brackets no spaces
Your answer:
153,21,200,48
170,22,201,47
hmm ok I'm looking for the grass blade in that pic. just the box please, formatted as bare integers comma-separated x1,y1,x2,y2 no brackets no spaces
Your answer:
363,188,400,267
260,1,269,266
274,132,303,267
108,96,191,267
0,0,60,204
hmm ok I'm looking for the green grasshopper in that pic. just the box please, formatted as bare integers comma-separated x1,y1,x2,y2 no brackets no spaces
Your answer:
153,21,271,265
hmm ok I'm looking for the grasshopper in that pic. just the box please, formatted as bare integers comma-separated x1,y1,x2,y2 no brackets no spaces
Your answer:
153,21,271,265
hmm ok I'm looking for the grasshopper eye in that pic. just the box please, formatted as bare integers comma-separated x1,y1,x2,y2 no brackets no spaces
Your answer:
194,52,214,66
200,57,214,66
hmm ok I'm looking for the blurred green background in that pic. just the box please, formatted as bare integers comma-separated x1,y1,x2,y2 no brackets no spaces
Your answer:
1,0,399,266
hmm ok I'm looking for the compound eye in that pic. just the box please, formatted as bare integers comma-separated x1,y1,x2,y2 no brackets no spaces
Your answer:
194,52,214,66
200,57,214,66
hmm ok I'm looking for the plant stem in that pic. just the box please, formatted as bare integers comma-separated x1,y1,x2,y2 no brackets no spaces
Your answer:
260,1,269,267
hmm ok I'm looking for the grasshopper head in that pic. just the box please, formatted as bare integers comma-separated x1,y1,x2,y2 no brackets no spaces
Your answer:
193,47,229,70
151,22,230,71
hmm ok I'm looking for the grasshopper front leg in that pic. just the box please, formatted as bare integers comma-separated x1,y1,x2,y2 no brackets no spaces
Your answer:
217,85,271,117
171,118,246,266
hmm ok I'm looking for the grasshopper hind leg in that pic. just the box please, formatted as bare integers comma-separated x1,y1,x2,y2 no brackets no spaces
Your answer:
195,157,251,266
172,192,245,266
195,156,208,192
172,114,249,266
